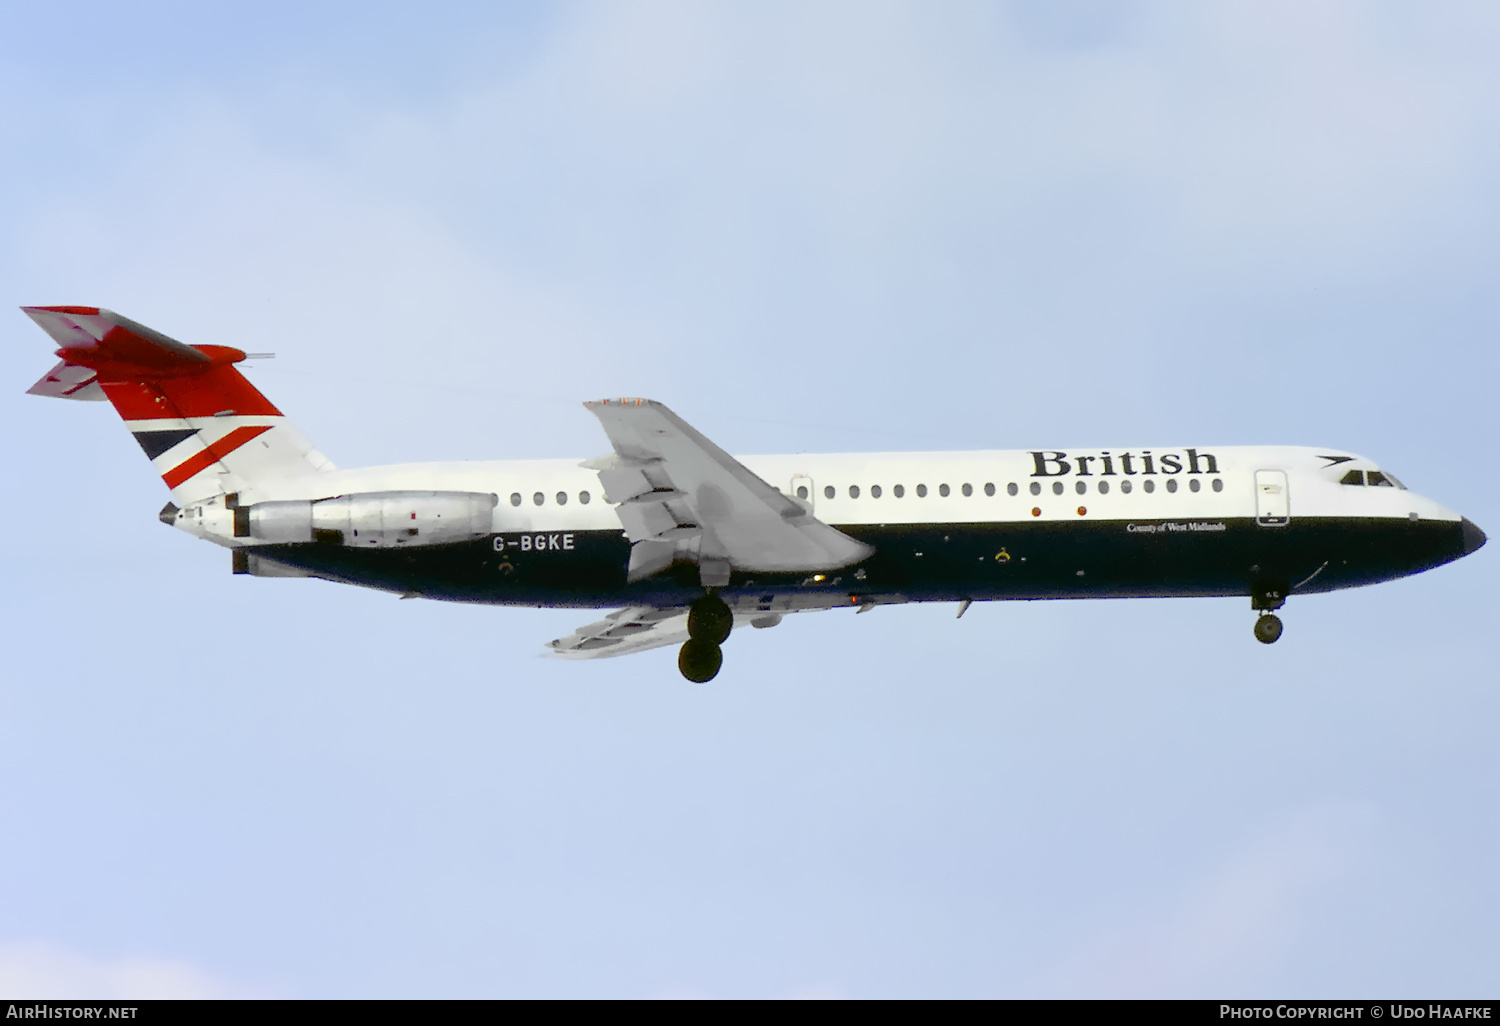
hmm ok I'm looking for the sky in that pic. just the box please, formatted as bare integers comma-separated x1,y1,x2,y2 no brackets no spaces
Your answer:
1,0,1496,999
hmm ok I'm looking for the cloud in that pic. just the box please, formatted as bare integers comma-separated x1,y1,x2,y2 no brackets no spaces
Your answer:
15,0,1500,422
0,942,264,999
1035,805,1375,997
16,1,1500,286
1150,2,1500,263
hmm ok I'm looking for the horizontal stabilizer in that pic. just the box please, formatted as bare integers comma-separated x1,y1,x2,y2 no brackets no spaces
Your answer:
22,306,213,372
27,359,105,401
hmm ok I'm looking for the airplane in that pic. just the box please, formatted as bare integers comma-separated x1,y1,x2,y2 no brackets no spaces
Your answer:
23,305,1487,682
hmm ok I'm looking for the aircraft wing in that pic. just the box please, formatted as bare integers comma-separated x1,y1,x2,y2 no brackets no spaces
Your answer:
547,605,694,658
547,592,862,659
583,398,873,584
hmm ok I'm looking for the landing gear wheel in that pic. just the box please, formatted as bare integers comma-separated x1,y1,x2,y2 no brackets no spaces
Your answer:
678,639,724,682
688,595,733,645
1254,613,1284,645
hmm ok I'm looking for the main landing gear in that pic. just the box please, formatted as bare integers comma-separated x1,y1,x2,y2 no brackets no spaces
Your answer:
678,594,733,682
1251,581,1287,645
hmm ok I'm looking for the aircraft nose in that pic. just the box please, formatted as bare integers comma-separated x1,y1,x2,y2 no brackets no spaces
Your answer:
1460,517,1487,556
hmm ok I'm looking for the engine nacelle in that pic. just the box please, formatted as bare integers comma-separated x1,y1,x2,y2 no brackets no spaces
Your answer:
234,491,498,548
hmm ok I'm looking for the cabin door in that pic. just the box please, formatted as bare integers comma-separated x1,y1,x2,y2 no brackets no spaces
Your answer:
1255,470,1290,527
790,474,816,514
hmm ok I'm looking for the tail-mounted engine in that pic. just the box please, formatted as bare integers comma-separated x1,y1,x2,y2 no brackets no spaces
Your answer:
233,491,498,548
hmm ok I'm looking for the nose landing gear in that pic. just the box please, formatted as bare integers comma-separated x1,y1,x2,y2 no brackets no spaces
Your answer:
678,594,733,681
1253,614,1283,644
1250,580,1287,645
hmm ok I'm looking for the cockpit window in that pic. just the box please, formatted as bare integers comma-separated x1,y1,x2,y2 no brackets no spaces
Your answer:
1339,468,1407,489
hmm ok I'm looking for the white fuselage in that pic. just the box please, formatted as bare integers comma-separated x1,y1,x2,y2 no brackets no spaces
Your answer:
171,445,1462,547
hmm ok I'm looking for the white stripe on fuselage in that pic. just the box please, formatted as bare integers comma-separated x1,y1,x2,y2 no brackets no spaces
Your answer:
230,445,1461,535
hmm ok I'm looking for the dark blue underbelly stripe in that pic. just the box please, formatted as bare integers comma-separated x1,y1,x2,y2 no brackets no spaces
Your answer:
240,516,1471,610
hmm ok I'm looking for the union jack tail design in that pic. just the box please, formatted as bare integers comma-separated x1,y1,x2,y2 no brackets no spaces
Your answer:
23,306,334,503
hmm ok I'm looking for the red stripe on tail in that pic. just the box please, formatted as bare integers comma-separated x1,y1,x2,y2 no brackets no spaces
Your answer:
162,425,273,489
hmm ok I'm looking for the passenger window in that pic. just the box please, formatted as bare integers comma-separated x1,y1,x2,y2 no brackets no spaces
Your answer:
962,483,973,497
984,483,995,497
1075,481,1086,495
849,485,860,499
1007,483,1018,496
533,492,545,506
1121,480,1131,494
1340,470,1365,485
939,484,951,497
1189,479,1200,493
1212,479,1223,493
510,492,522,507
1166,479,1178,493
1143,480,1155,493
796,485,809,499
556,491,568,505
1099,481,1109,494
1367,471,1394,487
824,485,835,499
916,484,928,497
1052,482,1064,495
893,484,905,498
1030,482,1041,496
871,485,883,498
580,491,591,504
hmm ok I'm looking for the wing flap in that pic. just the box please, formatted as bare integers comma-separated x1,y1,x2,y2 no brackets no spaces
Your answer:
615,500,680,540
596,463,663,504
627,539,678,581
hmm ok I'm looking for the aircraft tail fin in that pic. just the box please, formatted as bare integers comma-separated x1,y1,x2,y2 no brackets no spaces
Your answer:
22,306,334,503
